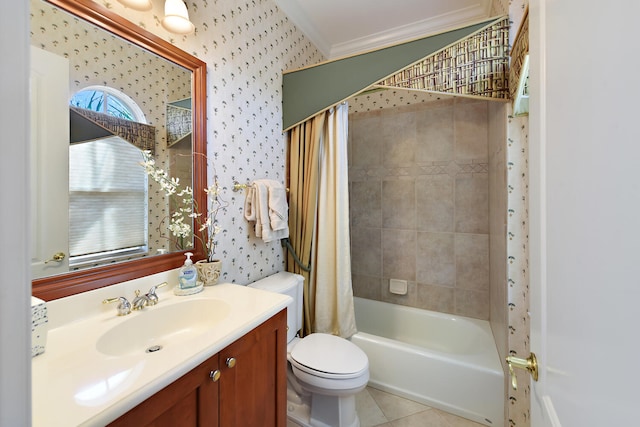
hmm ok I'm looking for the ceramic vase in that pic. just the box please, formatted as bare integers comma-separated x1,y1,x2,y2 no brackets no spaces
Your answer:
195,259,222,286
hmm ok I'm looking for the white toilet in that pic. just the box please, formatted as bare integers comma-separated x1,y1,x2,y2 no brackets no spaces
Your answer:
249,271,369,427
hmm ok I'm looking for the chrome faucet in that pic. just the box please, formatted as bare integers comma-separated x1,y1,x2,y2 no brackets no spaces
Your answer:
145,282,168,306
132,290,150,311
102,282,168,316
102,296,132,316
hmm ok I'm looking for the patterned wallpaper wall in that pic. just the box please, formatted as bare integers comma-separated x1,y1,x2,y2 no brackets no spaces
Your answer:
493,0,531,425
88,0,324,284
30,0,192,258
350,89,445,113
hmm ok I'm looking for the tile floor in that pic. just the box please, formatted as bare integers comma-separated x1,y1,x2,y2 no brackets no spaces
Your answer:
288,386,487,427
355,387,485,427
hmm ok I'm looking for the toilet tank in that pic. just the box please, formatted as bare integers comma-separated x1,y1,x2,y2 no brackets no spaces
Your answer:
248,271,303,343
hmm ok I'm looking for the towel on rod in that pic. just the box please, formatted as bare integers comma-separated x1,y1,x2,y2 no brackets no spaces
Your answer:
243,179,289,243
268,185,288,231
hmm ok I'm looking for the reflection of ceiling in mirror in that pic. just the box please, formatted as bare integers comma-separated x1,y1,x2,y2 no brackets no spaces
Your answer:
30,0,192,102
30,0,194,265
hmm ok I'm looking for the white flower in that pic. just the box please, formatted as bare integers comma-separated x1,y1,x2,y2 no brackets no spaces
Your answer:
141,150,225,261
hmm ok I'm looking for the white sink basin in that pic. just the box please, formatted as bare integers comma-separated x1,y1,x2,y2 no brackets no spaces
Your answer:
96,298,230,357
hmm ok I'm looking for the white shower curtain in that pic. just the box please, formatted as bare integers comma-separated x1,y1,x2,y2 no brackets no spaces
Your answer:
310,103,357,338
286,102,356,338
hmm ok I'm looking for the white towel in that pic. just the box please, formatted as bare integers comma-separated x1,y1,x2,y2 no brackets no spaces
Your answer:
243,185,257,222
268,185,288,231
244,179,289,243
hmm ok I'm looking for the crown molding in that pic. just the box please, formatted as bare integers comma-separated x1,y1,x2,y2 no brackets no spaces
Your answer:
328,4,490,59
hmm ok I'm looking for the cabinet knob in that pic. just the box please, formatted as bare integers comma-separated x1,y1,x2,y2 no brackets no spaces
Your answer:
210,369,221,382
226,357,236,368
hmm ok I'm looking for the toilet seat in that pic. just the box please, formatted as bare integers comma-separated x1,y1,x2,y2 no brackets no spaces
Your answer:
289,333,369,379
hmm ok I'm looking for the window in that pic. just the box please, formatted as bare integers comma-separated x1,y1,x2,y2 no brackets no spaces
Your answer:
69,87,149,267
70,86,146,122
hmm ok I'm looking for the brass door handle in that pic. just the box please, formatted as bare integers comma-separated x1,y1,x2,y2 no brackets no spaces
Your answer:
210,369,221,382
226,357,236,368
44,252,66,264
506,352,539,390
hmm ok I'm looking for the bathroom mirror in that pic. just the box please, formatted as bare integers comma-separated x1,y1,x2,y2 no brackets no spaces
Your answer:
31,0,207,300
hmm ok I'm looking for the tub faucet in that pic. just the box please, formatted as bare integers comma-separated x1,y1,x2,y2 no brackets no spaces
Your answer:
102,296,131,316
132,290,150,310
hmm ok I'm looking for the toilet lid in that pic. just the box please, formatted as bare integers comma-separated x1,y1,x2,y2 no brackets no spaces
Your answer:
290,333,368,378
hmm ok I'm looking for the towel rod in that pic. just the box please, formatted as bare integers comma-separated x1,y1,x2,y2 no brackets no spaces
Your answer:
233,182,249,192
233,181,289,192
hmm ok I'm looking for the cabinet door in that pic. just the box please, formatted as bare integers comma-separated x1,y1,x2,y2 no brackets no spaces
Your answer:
219,309,287,427
108,354,219,427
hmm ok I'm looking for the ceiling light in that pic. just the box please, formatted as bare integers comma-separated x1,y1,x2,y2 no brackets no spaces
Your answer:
117,0,153,11
161,0,195,35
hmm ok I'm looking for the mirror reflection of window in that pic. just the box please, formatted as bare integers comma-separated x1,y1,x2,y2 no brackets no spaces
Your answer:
69,86,149,269
70,86,146,122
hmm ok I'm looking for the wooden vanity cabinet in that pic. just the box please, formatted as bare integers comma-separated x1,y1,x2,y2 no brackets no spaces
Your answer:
108,309,287,427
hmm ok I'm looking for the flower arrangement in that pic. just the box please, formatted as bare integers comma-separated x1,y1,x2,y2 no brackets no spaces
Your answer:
141,150,224,262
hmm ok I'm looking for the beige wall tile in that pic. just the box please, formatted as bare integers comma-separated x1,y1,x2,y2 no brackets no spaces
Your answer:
382,229,416,281
488,101,508,365
416,283,454,313
416,232,455,286
352,274,382,300
416,174,454,232
454,100,489,161
455,288,489,320
351,114,384,169
455,233,489,291
382,179,416,229
416,104,454,162
455,173,489,234
351,226,382,276
382,111,416,167
350,180,382,228
349,98,491,321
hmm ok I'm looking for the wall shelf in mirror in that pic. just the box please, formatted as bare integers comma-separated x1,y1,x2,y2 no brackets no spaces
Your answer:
31,0,207,301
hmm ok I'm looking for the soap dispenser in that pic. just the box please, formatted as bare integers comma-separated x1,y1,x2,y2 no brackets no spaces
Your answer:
174,252,203,296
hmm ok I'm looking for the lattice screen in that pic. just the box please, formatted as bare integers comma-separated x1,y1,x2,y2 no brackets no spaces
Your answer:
376,17,510,100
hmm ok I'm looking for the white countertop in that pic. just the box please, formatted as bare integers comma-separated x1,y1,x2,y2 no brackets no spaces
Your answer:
32,272,290,427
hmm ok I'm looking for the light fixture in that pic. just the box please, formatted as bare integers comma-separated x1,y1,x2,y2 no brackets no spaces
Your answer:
117,0,153,12
161,0,195,35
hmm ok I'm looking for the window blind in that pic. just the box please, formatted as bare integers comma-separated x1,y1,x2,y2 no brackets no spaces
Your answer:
69,136,147,257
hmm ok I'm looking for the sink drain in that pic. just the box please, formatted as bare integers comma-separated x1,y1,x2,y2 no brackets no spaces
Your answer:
145,345,163,353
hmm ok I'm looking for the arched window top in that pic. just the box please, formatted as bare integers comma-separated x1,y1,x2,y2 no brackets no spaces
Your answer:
70,86,147,123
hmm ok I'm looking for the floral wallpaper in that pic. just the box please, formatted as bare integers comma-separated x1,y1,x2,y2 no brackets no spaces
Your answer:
350,89,446,113
499,0,531,425
86,0,324,284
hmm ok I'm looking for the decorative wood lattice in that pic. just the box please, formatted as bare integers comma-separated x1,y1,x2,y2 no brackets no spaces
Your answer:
166,104,192,147
377,18,510,100
71,106,156,153
509,8,529,101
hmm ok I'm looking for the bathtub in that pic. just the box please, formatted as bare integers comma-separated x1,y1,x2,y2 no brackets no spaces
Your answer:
350,297,504,427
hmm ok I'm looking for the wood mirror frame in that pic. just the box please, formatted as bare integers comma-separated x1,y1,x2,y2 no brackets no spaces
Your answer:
32,0,207,301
